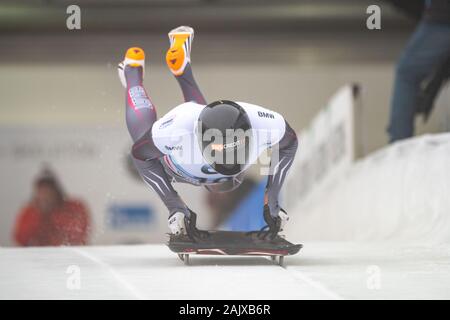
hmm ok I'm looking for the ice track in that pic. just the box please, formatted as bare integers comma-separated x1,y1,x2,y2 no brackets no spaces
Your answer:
1,242,449,299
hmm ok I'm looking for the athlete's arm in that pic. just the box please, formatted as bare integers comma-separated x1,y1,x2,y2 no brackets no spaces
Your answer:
132,130,190,217
264,120,298,216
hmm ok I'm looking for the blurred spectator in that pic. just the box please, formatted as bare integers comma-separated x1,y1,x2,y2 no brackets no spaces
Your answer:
13,167,90,246
387,0,450,142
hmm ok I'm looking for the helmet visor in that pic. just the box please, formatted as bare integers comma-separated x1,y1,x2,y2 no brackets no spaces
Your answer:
198,124,252,176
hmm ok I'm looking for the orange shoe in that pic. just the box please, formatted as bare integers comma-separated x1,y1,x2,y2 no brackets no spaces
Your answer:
118,47,145,88
165,26,194,76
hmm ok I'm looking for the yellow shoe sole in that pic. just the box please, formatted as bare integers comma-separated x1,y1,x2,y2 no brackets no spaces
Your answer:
166,35,190,76
125,47,145,67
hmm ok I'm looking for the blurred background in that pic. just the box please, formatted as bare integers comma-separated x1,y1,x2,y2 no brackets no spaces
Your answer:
0,0,449,246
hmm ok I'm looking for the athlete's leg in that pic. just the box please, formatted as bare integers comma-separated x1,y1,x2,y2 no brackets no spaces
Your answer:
175,64,207,105
119,47,157,142
119,47,191,221
166,26,207,105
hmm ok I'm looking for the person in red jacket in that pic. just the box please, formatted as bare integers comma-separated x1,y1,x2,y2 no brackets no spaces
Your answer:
13,169,90,246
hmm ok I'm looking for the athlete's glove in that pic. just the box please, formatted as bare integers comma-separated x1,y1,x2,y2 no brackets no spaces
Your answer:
260,205,289,240
168,209,209,241
168,212,186,235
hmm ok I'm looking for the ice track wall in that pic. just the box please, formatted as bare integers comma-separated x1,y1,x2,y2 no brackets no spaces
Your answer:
286,133,450,243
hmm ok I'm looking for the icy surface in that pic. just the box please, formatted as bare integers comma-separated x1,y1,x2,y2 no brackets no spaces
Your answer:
1,243,449,300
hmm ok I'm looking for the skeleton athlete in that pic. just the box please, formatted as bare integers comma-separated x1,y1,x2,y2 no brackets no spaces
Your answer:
118,26,298,240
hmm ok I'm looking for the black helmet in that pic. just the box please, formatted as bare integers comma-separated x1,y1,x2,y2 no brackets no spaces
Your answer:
197,100,252,176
